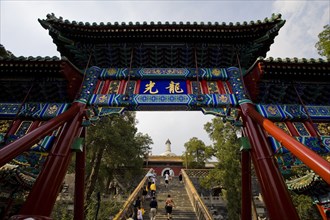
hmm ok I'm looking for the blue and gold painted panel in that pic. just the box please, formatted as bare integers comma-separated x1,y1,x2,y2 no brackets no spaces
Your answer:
274,122,291,135
90,67,238,111
0,120,12,144
190,81,202,95
206,81,220,94
292,122,310,136
276,153,304,174
0,103,69,119
257,105,286,121
269,136,329,155
257,104,330,121
315,123,330,136
14,121,34,139
88,94,237,110
99,68,228,80
140,80,186,95
0,103,20,118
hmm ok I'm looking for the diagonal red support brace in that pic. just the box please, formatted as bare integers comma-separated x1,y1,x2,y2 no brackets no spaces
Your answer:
17,102,85,217
0,103,81,167
245,103,330,185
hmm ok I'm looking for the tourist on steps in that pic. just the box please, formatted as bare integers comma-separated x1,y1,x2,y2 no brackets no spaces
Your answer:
164,172,169,188
137,205,143,220
133,196,141,208
150,182,156,197
178,171,182,183
149,196,158,220
142,185,148,202
165,194,175,220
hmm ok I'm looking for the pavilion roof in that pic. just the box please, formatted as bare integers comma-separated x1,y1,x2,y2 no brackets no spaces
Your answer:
38,13,285,69
244,57,330,105
0,57,83,102
146,155,183,162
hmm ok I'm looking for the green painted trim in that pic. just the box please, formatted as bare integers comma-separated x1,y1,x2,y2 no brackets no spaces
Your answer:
72,137,84,152
239,137,251,151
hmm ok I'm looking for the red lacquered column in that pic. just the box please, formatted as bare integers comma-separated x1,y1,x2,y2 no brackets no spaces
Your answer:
241,103,300,220
17,102,85,216
0,103,81,167
241,136,251,220
74,128,86,220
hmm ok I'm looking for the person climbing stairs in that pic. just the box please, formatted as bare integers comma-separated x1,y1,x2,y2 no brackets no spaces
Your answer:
141,175,198,220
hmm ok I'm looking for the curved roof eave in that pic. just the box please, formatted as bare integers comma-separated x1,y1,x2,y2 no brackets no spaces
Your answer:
38,13,286,69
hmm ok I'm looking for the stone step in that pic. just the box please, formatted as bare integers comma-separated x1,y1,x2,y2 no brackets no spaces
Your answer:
140,176,198,220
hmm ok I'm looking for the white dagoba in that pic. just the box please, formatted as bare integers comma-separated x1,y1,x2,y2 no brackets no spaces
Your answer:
160,139,177,156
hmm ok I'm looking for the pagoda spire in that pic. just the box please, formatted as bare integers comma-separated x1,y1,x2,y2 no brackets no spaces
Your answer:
165,139,172,152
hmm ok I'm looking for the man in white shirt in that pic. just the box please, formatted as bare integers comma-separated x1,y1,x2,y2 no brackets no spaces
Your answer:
164,173,169,188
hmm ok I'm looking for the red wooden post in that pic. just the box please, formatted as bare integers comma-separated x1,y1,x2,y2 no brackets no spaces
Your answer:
74,128,86,220
241,103,300,219
241,149,251,220
0,104,81,167
16,102,85,217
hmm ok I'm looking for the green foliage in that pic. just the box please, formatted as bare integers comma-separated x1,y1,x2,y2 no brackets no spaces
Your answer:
84,111,153,216
315,25,330,59
85,195,122,220
183,137,213,168
52,196,121,220
202,118,241,219
86,111,152,182
291,193,322,220
51,200,74,220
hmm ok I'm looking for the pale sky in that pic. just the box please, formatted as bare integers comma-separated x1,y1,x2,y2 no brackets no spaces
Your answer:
0,1,329,155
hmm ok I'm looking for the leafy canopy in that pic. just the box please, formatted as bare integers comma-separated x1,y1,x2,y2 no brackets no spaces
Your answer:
202,118,241,219
315,25,330,59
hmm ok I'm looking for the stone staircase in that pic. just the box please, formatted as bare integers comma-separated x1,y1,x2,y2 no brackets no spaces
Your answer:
141,176,198,220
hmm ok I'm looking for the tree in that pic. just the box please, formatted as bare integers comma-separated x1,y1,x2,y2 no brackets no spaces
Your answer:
291,193,321,220
83,111,153,216
315,25,330,59
202,118,241,219
183,137,213,169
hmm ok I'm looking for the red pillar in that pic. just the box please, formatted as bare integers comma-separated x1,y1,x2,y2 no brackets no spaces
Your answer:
0,104,81,167
16,102,85,217
241,148,251,220
241,103,300,219
74,128,86,220
245,104,330,184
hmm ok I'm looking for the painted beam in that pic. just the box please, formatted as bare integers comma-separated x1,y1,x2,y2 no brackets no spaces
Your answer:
246,104,330,185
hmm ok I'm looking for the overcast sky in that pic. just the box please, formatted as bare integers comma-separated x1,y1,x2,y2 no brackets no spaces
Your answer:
0,1,329,155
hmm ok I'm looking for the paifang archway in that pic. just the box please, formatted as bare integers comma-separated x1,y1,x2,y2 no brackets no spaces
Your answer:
0,13,329,220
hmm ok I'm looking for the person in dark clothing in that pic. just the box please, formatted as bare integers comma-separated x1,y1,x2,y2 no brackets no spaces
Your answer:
178,171,183,183
142,185,148,202
149,196,158,220
134,196,141,208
